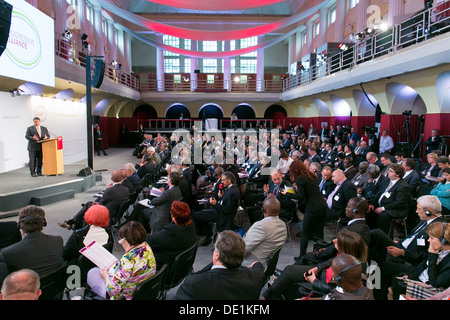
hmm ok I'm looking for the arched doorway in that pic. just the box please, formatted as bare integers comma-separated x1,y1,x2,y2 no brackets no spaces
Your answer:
232,104,256,128
133,104,157,130
264,104,287,128
199,104,224,130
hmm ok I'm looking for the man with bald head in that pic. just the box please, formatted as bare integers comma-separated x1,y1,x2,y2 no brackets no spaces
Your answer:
322,254,373,300
0,269,41,300
326,169,357,220
243,196,287,266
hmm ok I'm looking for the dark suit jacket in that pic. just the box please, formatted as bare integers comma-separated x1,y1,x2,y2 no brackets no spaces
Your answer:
287,175,328,216
371,178,411,219
0,232,64,278
137,161,155,179
328,180,358,220
25,125,50,151
345,220,371,245
98,183,130,218
213,185,241,231
150,186,182,232
268,179,296,221
403,170,420,197
424,136,442,153
319,179,336,199
0,222,21,250
344,166,358,181
146,222,198,270
126,172,142,189
408,251,450,289
174,262,265,300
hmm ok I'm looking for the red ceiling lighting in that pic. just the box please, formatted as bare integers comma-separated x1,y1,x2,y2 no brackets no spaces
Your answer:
144,0,287,11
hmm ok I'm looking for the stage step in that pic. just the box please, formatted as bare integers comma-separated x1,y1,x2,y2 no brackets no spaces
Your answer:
30,190,75,206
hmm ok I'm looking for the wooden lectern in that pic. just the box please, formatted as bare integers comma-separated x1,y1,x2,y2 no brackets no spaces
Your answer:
38,137,64,175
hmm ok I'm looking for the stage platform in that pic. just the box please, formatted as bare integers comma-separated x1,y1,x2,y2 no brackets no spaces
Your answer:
0,163,100,217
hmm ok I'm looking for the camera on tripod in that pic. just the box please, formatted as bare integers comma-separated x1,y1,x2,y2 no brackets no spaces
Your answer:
402,110,412,120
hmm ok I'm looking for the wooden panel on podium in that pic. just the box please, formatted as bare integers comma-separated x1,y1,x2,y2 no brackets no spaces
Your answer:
38,138,64,175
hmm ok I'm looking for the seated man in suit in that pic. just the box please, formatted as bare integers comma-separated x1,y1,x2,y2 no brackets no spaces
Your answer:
174,230,265,300
58,170,130,230
318,166,336,200
401,158,420,198
368,163,411,233
304,197,372,265
308,146,321,163
379,153,393,177
136,153,156,179
359,164,386,201
320,143,337,167
123,162,142,190
326,169,358,221
0,206,64,278
139,172,183,234
370,195,445,300
192,171,241,246
243,196,287,267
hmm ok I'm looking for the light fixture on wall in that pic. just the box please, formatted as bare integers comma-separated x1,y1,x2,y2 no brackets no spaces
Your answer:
338,43,349,51
234,76,240,83
111,60,122,70
9,88,24,97
62,29,72,39
81,33,89,49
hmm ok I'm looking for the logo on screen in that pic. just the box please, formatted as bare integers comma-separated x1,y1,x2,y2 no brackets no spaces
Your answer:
5,8,41,69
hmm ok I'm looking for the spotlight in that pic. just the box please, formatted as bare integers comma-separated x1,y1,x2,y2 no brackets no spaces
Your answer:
111,60,122,70
339,43,349,51
81,33,89,49
356,32,365,40
374,22,388,32
62,29,72,39
234,76,240,83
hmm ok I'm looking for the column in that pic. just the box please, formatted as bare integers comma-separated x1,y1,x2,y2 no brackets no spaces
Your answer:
93,5,104,57
223,41,231,91
388,0,405,27
334,0,346,43
107,19,116,61
319,7,328,48
190,40,198,91
357,0,370,33
123,32,132,73
53,0,67,34
77,0,88,40
256,35,264,92
156,33,165,92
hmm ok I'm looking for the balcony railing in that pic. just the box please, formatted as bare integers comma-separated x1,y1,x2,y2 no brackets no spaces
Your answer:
283,1,450,91
54,32,139,91
138,78,284,93
137,118,285,131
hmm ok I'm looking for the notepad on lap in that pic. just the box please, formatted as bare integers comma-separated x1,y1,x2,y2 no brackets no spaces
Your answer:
80,241,118,270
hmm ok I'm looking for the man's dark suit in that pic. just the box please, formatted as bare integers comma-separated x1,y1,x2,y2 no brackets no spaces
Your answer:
369,178,411,233
146,222,198,270
98,183,130,219
150,186,183,233
424,135,442,154
126,172,142,189
327,180,357,220
318,178,336,199
193,184,241,234
0,221,22,250
137,161,155,179
174,262,265,300
0,231,64,278
267,179,296,221
25,125,50,175
403,170,420,198
94,128,107,155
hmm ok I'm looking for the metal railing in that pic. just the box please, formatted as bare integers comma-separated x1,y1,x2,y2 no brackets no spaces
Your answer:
54,32,140,91
137,118,285,131
283,2,450,91
138,78,284,93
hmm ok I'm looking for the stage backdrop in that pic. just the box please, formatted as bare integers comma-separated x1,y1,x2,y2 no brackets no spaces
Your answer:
0,92,87,173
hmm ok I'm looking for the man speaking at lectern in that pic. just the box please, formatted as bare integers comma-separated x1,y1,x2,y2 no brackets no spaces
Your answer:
25,117,49,177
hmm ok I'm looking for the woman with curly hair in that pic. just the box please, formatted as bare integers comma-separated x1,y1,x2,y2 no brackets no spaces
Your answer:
281,160,328,262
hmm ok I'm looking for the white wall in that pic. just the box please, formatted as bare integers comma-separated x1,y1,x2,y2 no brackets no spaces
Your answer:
0,93,87,173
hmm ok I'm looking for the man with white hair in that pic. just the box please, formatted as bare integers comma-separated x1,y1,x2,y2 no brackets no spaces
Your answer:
124,163,141,190
147,146,161,165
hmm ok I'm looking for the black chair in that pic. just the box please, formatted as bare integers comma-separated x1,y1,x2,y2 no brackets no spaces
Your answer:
132,264,168,300
39,264,68,300
264,246,282,283
112,199,131,226
160,241,199,299
141,173,153,188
